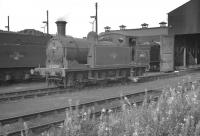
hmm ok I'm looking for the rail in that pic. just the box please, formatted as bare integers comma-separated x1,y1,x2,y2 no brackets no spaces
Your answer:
0,89,161,136
0,68,199,103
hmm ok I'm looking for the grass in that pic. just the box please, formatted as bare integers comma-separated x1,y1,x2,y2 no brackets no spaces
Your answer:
2,78,200,136
49,79,200,136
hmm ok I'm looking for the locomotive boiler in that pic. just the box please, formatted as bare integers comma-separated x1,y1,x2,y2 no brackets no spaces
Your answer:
35,21,150,87
46,35,92,69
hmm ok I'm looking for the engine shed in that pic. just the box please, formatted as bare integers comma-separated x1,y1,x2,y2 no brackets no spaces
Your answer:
168,0,200,69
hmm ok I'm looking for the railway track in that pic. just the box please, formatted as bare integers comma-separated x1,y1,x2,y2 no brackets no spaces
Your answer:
0,68,199,103
0,89,161,136
0,86,59,103
1,68,200,136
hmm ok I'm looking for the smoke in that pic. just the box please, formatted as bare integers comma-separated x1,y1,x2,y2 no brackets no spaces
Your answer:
57,13,70,21
57,17,66,21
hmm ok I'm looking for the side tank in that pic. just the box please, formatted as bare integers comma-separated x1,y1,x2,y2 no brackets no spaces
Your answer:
46,35,95,68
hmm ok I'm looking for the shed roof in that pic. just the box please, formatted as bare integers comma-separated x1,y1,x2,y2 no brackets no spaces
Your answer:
168,0,200,34
99,27,168,37
168,0,191,15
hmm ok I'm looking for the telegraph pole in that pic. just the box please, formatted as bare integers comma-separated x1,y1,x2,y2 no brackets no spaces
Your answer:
47,10,49,34
90,2,98,36
95,2,98,34
5,16,10,31
43,10,49,34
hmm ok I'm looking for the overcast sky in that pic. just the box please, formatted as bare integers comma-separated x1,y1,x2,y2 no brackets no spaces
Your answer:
0,0,189,38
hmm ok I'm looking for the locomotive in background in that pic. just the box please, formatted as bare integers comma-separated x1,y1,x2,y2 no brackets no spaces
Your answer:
0,29,51,83
99,32,160,72
35,21,152,87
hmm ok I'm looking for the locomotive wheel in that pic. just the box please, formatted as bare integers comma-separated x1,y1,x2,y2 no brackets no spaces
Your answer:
119,78,128,85
121,70,127,78
98,80,108,87
74,81,85,89
138,68,145,76
66,73,74,87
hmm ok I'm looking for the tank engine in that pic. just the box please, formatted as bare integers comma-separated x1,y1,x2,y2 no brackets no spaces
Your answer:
35,21,150,87
99,32,161,72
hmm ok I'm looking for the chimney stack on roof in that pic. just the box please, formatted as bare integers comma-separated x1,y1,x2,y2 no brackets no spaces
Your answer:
159,21,167,27
141,23,148,28
56,20,67,36
104,26,111,32
119,25,126,30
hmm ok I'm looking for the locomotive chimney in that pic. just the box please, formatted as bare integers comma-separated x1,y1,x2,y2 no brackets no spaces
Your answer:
55,21,67,36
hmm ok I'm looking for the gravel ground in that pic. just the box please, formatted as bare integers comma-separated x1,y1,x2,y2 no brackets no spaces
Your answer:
0,82,49,94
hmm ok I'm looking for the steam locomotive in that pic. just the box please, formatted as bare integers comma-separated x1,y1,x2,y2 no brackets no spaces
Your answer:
0,30,51,83
35,21,151,87
98,32,160,72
